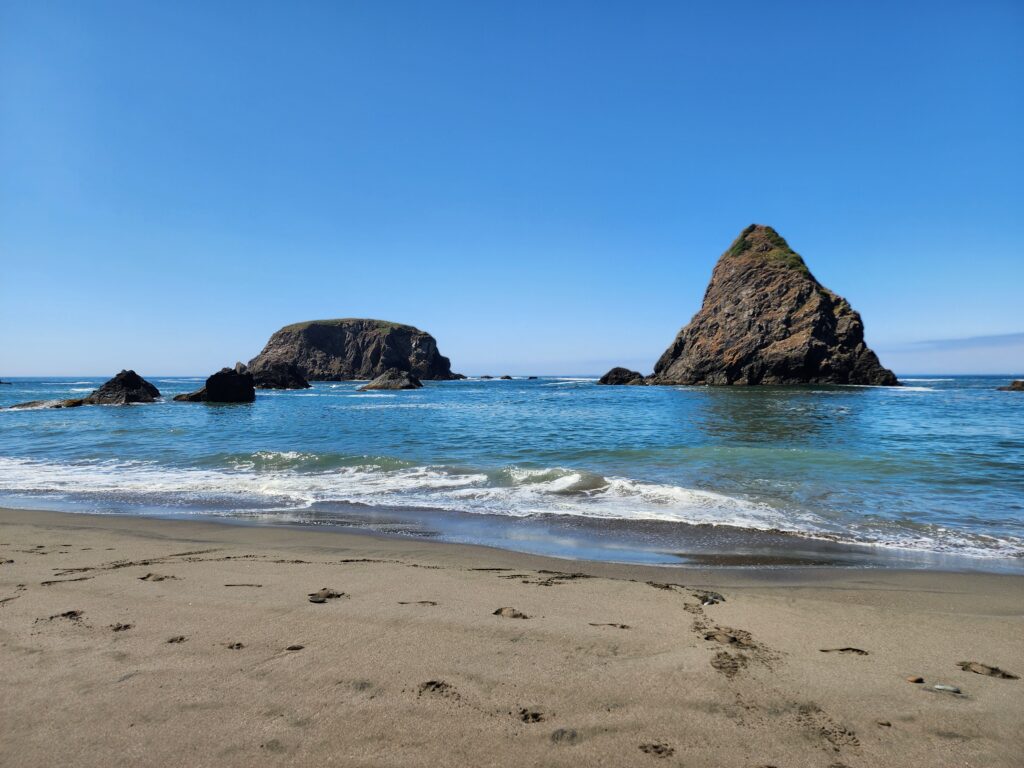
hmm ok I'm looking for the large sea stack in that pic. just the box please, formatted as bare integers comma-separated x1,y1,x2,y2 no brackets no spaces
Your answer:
647,225,898,386
248,319,458,381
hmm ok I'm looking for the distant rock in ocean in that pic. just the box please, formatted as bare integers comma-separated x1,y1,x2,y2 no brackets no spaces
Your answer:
998,380,1024,392
174,366,255,403
500,375,513,380
358,368,423,391
598,367,646,386
9,370,160,409
618,224,896,386
250,361,310,390
248,319,457,381
85,370,161,404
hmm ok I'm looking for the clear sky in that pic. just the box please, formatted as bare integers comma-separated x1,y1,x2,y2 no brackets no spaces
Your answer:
1,0,1021,376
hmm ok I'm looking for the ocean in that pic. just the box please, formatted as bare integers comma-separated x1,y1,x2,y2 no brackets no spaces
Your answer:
1,375,1022,571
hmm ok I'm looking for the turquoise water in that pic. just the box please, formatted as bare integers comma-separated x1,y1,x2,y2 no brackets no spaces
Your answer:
1,375,1022,569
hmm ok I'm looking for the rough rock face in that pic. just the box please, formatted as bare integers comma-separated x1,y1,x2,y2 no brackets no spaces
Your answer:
85,370,161,404
174,367,256,403
598,367,646,386
358,368,423,391
250,362,310,390
248,319,457,381
650,225,898,386
998,380,1024,392
9,370,160,409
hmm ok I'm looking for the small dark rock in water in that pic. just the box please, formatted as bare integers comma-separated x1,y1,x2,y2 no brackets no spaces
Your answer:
598,367,646,385
527,376,538,379
250,361,310,390
85,370,161,405
480,375,494,380
500,375,513,380
10,370,160,409
358,368,423,391
997,380,1024,392
174,367,255,403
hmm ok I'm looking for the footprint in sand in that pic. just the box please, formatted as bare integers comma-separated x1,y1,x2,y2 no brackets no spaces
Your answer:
167,635,187,644
821,647,869,655
398,600,438,606
550,728,581,745
957,661,1018,679
138,573,177,582
589,622,630,629
710,650,748,677
417,680,459,700
493,607,529,619
226,642,245,650
308,588,346,604
639,742,675,758
704,629,753,648
517,708,545,723
109,623,133,632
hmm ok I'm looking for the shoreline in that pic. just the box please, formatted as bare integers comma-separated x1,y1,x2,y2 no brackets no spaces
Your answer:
3,497,1022,575
2,506,1023,766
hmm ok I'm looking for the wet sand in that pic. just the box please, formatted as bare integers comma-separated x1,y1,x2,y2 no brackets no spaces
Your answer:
1,507,1022,767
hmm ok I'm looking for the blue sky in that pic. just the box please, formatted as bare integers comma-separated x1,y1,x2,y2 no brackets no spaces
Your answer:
1,1,1021,376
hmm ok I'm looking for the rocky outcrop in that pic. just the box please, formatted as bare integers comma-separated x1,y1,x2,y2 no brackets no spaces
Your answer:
174,367,255,403
649,225,898,386
598,367,646,386
248,319,457,381
9,370,160,409
500,375,513,380
998,380,1024,392
250,362,310,390
84,370,161,404
358,368,423,391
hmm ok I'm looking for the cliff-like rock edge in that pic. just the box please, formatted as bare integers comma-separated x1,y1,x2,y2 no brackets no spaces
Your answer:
249,319,457,381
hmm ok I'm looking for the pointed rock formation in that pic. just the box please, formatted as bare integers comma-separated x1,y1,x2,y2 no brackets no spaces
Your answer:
650,225,897,386
248,319,457,381
84,370,161,404
9,370,160,409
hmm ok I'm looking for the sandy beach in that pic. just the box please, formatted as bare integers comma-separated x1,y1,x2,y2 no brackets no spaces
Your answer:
0,507,1021,767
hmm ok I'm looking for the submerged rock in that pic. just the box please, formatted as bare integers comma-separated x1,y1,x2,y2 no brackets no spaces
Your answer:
997,380,1024,392
8,398,85,410
248,318,458,381
358,368,423,391
650,225,898,386
249,361,310,390
9,370,160,409
174,367,256,403
598,367,646,386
